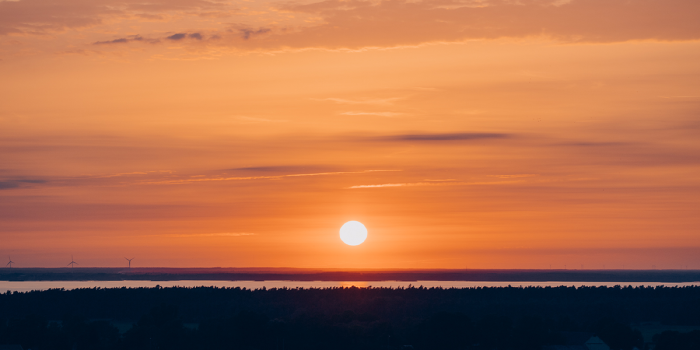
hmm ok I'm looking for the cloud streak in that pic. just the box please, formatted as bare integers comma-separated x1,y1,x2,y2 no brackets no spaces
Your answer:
139,169,400,185
347,180,524,189
238,27,271,40
89,170,173,178
0,0,227,36
93,35,147,45
11,0,697,55
167,32,203,41
340,111,405,117
268,0,700,49
164,232,256,238
226,165,333,173
313,97,404,105
377,133,510,142
490,174,538,179
0,178,47,190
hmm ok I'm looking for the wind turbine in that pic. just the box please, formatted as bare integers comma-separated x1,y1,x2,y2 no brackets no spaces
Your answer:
125,257,134,269
68,255,78,269
6,257,14,268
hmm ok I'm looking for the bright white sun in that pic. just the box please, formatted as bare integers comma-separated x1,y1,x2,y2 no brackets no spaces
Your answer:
339,221,368,246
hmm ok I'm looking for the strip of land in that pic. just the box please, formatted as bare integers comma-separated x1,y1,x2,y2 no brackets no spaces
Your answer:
1,268,699,282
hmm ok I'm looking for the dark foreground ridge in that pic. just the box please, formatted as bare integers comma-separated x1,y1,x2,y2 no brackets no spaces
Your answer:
2,268,700,282
1,285,700,350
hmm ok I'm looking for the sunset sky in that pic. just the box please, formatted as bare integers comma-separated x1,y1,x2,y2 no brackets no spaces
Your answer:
1,0,699,269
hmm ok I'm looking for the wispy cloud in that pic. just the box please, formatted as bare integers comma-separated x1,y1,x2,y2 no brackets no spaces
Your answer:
274,0,700,48
489,174,538,179
238,27,271,40
313,97,404,105
167,32,203,41
340,111,405,117
140,169,400,185
0,181,19,190
349,183,412,188
377,133,510,142
226,165,332,173
349,181,469,189
348,180,530,189
94,35,146,45
93,32,202,46
87,170,173,178
6,0,700,57
165,232,256,238
0,0,229,36
0,178,47,190
348,176,599,189
660,95,700,100
555,142,628,147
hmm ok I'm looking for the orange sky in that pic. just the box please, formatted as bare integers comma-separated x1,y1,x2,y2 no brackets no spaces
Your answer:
1,0,699,269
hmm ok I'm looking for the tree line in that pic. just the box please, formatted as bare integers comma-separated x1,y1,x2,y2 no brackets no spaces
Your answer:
1,285,699,350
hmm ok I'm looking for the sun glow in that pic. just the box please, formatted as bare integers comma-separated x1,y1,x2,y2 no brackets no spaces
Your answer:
339,221,368,246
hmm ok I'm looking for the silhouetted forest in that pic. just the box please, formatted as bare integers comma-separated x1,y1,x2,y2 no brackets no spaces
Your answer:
1,285,699,350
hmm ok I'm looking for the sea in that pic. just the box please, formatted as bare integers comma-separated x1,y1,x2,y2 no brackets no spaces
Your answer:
2,280,700,293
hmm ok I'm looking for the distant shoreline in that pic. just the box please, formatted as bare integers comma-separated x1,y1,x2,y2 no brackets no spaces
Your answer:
2,268,699,282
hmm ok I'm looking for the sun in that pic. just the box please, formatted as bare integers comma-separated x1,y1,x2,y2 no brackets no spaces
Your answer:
339,221,368,246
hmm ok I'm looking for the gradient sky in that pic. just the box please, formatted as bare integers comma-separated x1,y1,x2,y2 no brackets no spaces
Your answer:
1,0,699,269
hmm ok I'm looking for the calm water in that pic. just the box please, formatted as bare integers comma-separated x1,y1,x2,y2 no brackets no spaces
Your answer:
2,280,700,292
